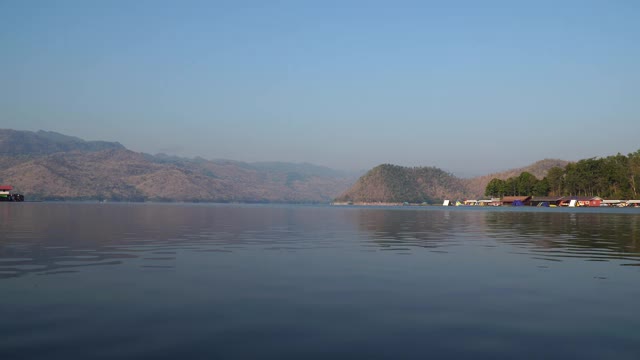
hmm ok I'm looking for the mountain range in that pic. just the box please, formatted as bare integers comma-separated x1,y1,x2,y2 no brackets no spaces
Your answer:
334,159,569,204
0,129,356,202
0,129,568,202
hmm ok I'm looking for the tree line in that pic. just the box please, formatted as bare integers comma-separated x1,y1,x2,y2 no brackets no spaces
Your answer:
485,150,640,199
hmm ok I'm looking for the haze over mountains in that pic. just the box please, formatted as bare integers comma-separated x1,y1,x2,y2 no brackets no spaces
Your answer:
0,129,356,202
1,129,568,202
0,130,125,155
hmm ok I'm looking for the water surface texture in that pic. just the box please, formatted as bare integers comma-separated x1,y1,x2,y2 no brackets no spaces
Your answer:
2,203,640,359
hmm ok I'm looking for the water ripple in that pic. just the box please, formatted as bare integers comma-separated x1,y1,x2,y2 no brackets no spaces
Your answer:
1,204,640,279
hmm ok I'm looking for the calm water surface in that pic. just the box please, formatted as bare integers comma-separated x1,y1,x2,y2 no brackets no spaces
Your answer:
1,203,640,359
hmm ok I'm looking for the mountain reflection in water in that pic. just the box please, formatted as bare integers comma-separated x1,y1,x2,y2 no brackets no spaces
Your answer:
2,204,640,360
0,203,359,278
1,204,640,278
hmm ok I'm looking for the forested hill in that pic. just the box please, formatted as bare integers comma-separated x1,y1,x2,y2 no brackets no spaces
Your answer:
463,159,570,197
485,151,640,199
335,164,469,203
336,159,573,203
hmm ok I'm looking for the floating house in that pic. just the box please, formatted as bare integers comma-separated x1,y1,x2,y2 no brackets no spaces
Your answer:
0,185,24,202
627,200,640,207
0,185,13,201
501,196,532,206
601,199,624,207
530,196,563,207
490,198,502,206
558,196,602,207
537,197,559,206
482,194,637,208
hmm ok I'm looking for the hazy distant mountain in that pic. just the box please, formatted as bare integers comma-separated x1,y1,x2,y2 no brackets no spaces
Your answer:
0,129,570,203
0,129,124,156
246,162,353,178
0,129,355,202
462,159,570,198
335,164,469,203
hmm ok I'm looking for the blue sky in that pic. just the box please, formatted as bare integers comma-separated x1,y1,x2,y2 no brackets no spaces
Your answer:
1,0,639,176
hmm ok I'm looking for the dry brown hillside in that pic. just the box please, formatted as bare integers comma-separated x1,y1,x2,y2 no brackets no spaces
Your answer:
0,130,355,202
463,159,570,198
1,148,354,202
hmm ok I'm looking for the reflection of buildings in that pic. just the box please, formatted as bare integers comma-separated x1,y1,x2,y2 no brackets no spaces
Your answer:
484,210,640,259
355,208,489,250
354,207,640,262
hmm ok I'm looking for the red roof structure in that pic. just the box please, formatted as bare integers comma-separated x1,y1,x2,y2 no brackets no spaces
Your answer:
0,185,13,191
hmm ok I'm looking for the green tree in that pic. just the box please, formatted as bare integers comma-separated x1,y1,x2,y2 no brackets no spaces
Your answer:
601,154,630,198
516,172,537,196
533,178,550,196
505,177,517,196
485,178,506,197
564,163,580,196
629,150,640,198
546,167,565,196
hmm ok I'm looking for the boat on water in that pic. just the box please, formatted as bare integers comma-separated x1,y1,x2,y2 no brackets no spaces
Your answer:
0,185,25,202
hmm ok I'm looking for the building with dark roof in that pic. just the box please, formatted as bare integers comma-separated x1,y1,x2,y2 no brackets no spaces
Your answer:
501,196,532,206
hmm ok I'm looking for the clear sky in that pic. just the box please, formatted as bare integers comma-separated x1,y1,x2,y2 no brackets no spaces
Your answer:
1,0,639,176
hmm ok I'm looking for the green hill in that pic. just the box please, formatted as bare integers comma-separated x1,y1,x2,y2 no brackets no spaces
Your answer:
335,164,469,203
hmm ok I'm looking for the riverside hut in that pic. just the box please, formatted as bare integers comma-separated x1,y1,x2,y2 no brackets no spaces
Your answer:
0,185,24,202
559,196,602,207
530,196,564,207
501,196,532,206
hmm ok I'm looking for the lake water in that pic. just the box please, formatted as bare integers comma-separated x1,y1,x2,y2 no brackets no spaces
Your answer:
1,203,640,359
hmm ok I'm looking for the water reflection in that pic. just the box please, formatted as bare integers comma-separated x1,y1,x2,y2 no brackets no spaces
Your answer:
3,204,640,360
356,207,640,264
355,208,486,251
483,209,640,264
0,203,360,278
2,204,640,279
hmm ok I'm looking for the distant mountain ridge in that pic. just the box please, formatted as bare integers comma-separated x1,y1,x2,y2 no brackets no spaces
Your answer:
0,129,124,156
1,129,571,203
0,129,355,202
